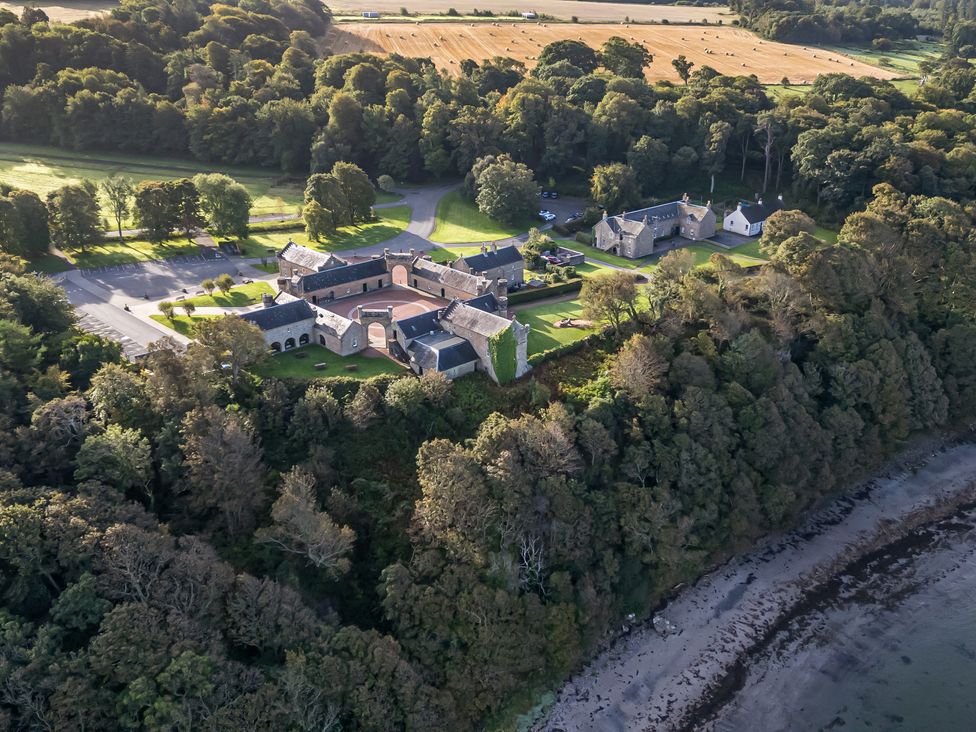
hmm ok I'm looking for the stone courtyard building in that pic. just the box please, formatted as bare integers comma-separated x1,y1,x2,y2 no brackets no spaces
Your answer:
593,195,716,259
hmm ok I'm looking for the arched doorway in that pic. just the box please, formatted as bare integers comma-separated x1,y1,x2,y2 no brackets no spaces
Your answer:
367,322,386,349
299,333,309,346
284,337,296,350
271,342,281,353
391,264,409,286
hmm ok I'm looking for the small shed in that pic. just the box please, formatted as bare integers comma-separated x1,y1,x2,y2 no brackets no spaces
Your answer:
362,10,379,18
521,11,537,19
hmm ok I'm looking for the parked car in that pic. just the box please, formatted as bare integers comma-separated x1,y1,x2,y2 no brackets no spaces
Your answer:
541,191,550,198
550,191,558,199
538,209,556,221
544,255,562,265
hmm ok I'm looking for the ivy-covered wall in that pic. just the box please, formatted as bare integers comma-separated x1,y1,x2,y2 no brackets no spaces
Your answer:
488,326,517,384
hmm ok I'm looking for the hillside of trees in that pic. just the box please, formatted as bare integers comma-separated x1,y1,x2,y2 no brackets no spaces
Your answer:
2,183,976,726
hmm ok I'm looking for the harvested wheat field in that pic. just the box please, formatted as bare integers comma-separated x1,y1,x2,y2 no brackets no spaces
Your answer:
0,0,114,21
330,0,732,23
326,23,899,84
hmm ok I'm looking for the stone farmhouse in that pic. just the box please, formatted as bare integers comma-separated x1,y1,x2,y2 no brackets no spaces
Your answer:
393,293,531,382
240,244,530,383
593,195,716,259
722,196,785,236
450,244,526,287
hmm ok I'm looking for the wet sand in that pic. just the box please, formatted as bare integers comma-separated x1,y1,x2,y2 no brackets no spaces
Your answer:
540,439,976,732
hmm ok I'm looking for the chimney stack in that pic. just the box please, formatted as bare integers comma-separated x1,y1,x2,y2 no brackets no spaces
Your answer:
491,242,497,253
481,244,487,254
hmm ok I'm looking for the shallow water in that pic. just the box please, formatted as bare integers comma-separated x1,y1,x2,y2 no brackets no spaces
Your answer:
707,508,976,732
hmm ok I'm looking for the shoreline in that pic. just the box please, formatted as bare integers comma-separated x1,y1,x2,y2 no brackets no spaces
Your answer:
539,435,976,732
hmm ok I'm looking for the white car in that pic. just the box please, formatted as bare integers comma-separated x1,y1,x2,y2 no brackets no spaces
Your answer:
538,209,556,222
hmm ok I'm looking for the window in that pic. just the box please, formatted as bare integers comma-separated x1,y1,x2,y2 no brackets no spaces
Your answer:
378,279,383,288
319,335,325,345
299,333,309,346
284,337,296,350
413,279,418,288
362,283,368,292
311,295,318,304
352,339,358,348
271,342,281,353
440,288,445,298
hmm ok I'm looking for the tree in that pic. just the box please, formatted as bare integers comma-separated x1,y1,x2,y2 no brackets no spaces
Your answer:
183,301,196,317
0,190,50,259
192,315,267,380
256,468,355,577
580,270,641,331
303,200,331,241
672,55,694,84
201,278,215,295
702,121,732,194
102,175,133,242
193,173,252,239
628,136,669,195
590,163,640,214
601,37,652,78
47,182,101,252
134,181,177,243
331,162,375,223
377,174,395,192
74,424,152,493
470,154,539,225
167,178,203,237
158,301,175,319
181,405,266,537
537,40,599,73
610,334,669,400
215,273,234,295
759,209,816,257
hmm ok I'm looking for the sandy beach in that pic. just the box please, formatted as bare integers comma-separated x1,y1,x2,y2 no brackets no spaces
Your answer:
540,438,976,732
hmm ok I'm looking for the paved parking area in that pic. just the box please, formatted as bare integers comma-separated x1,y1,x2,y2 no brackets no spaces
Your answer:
79,250,221,278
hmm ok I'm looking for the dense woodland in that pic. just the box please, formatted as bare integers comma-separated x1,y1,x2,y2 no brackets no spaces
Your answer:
4,1,976,730
5,0,976,221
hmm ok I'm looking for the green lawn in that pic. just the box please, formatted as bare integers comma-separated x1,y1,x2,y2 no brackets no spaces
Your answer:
425,245,485,264
814,226,839,244
515,299,599,355
640,243,768,272
430,191,536,244
150,313,220,337
567,242,639,268
29,253,73,274
252,261,279,274
182,281,274,308
764,83,812,101
817,40,942,76
67,236,201,269
0,142,304,226
250,344,405,379
574,260,613,278
375,191,403,204
235,206,411,257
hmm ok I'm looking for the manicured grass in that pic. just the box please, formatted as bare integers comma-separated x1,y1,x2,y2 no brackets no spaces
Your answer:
235,206,411,257
430,191,536,244
68,236,201,269
568,242,640,268
425,245,485,264
250,344,405,379
574,260,612,278
515,299,599,355
0,142,304,226
149,313,220,337
725,238,767,259
375,190,404,204
182,281,274,308
818,40,941,76
251,261,279,274
814,226,838,244
764,83,812,101
29,253,73,274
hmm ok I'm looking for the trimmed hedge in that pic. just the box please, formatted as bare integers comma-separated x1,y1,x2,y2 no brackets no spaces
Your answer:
507,279,582,305
575,231,594,246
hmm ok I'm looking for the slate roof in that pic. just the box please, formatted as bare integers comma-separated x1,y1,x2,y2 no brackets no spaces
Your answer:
441,300,510,337
396,309,441,340
311,305,357,338
409,332,480,372
736,199,785,224
412,258,483,294
241,299,315,330
463,292,502,313
278,241,343,271
459,245,524,272
298,258,388,293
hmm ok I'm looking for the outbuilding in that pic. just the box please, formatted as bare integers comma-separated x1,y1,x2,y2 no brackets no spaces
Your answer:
723,196,785,237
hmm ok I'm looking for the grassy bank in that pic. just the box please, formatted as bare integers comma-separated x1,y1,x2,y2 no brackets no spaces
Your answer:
515,299,598,355
251,344,405,379
430,191,535,244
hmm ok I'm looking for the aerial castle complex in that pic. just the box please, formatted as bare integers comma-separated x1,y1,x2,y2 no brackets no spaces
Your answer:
242,242,530,384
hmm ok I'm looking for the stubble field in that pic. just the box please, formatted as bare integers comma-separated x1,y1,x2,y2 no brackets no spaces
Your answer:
325,23,899,84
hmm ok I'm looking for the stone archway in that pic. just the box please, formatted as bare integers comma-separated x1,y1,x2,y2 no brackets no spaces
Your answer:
391,263,409,286
356,305,395,349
